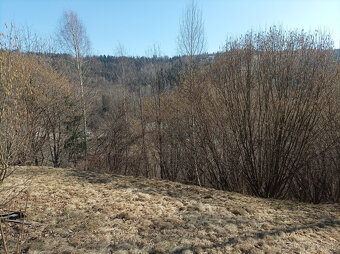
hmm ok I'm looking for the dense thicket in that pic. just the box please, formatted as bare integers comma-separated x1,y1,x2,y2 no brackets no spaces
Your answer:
1,27,339,203
0,24,83,182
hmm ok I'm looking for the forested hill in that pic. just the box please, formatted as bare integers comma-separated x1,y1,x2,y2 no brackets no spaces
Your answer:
43,52,218,89
42,49,340,90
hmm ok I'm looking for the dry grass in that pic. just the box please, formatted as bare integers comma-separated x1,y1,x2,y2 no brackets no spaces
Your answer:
0,166,339,253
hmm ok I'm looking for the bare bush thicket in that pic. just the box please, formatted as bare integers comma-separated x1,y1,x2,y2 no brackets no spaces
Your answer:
0,24,33,182
83,28,339,203
0,23,82,173
88,97,140,175
125,28,339,203
190,28,340,202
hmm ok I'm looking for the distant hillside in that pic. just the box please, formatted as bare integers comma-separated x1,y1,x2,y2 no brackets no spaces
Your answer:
43,53,218,89
1,167,339,253
42,49,339,90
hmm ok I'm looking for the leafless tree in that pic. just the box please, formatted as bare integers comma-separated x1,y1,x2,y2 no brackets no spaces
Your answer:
58,10,90,164
176,1,207,186
177,0,206,62
114,43,132,174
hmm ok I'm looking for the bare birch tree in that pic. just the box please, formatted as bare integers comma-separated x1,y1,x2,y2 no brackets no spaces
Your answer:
177,1,207,186
115,43,130,175
58,10,90,163
177,0,206,62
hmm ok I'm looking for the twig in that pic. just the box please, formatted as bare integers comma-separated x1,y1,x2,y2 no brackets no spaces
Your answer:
16,190,30,254
0,220,9,254
6,220,31,226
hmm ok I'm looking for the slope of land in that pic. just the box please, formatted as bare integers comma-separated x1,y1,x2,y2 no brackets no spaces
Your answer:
0,167,339,253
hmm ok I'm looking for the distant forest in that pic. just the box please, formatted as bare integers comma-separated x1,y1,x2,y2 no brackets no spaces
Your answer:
45,52,217,88
46,49,340,88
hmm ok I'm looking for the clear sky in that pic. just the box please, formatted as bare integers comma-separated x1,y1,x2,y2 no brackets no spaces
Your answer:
0,0,339,56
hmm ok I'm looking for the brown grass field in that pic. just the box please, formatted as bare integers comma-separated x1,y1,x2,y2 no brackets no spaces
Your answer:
0,166,339,253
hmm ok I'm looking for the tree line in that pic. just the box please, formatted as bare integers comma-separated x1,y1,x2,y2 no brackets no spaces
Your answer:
1,7,339,204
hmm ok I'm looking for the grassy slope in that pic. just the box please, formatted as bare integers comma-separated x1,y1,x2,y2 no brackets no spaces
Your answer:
0,167,339,254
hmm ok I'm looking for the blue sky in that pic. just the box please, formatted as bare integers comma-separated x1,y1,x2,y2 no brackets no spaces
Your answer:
0,0,339,56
